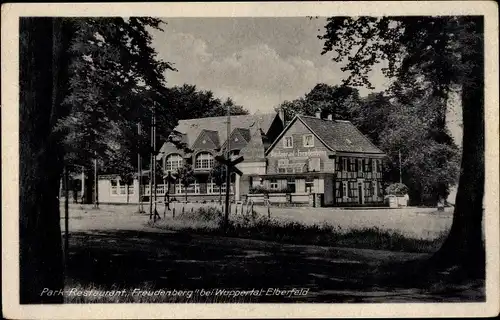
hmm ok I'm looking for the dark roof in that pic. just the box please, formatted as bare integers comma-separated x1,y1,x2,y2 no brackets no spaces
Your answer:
171,113,277,149
299,116,384,154
204,130,220,147
235,128,251,142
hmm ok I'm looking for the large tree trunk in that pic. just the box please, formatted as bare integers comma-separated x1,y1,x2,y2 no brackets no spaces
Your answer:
430,18,484,279
20,18,65,303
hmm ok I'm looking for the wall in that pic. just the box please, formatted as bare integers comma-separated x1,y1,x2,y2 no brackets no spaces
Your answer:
267,120,334,174
98,178,139,204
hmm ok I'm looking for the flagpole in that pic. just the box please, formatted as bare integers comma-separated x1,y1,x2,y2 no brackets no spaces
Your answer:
153,101,157,218
149,105,154,220
224,103,231,231
137,122,142,213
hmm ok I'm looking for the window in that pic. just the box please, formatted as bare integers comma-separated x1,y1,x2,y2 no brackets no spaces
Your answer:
372,159,378,172
303,134,314,147
364,181,373,197
195,152,214,169
377,181,383,197
166,154,183,172
270,179,279,190
283,136,293,148
363,159,372,172
357,159,363,172
305,178,314,193
335,181,342,197
335,157,342,171
278,159,289,167
348,181,358,198
277,159,289,173
308,157,321,172
287,178,296,193
348,158,356,172
111,179,118,195
377,160,383,173
342,158,348,172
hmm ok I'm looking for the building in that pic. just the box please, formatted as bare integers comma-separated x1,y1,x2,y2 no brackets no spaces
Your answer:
97,111,387,207
256,112,386,207
152,113,283,202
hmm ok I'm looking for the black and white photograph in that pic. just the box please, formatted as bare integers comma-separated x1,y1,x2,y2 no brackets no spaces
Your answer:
2,2,499,318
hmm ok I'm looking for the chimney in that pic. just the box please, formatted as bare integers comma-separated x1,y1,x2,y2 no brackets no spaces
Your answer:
278,108,285,125
315,109,321,119
327,114,333,121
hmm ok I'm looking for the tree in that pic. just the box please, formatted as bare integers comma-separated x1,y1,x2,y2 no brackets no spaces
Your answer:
165,85,248,120
176,163,195,202
319,16,485,278
19,17,173,303
277,83,361,120
210,162,227,203
350,92,393,146
20,17,66,304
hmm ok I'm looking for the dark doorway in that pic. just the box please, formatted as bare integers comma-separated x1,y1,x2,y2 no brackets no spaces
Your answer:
358,183,363,204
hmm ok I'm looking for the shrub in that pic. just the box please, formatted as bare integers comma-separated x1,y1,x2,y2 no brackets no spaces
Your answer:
152,206,446,253
178,206,222,222
385,183,409,196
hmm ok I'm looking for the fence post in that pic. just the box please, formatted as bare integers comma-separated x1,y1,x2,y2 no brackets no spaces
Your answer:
267,199,271,219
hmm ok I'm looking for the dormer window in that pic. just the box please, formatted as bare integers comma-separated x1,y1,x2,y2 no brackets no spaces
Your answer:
195,152,214,169
166,154,183,172
303,134,314,147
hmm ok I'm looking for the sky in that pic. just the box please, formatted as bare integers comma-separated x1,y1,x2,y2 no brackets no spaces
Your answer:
150,17,462,145
150,17,391,114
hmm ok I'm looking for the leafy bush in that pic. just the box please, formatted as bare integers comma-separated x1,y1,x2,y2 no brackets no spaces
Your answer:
385,183,409,196
152,206,447,253
178,206,222,222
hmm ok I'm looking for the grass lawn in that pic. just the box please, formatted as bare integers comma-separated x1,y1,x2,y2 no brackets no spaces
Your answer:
61,204,483,303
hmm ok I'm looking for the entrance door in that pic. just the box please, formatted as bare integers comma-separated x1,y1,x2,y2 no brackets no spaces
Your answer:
358,183,363,204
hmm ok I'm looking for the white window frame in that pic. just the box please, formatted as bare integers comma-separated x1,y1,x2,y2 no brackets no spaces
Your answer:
270,179,279,190
283,136,293,148
166,154,183,172
303,134,314,147
195,152,214,169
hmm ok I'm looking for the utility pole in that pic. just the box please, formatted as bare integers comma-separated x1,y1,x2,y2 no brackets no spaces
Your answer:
399,149,402,184
224,103,231,231
80,166,85,204
137,122,143,213
94,152,99,208
149,105,154,220
153,101,158,220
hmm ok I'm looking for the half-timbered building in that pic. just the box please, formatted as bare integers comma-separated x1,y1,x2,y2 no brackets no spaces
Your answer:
259,112,386,206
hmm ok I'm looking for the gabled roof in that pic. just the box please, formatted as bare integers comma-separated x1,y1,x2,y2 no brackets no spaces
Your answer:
192,129,220,150
220,128,251,151
240,127,266,161
266,115,385,155
172,113,278,149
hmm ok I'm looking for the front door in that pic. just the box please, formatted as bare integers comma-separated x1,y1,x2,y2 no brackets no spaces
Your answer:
358,183,363,204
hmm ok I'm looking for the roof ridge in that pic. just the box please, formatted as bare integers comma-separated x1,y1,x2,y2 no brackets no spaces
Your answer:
178,113,275,123
299,115,352,123
344,121,384,153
